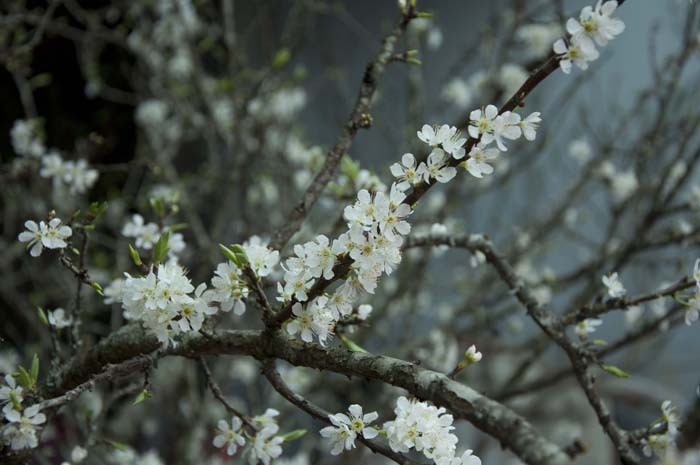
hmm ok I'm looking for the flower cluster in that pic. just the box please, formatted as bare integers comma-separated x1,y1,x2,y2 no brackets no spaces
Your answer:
468,105,541,152
213,409,284,465
280,183,413,344
39,152,98,195
1,376,47,451
320,400,480,465
456,105,541,179
18,218,72,257
282,112,542,345
120,263,215,346
117,231,273,345
553,1,625,74
10,120,99,194
383,396,458,463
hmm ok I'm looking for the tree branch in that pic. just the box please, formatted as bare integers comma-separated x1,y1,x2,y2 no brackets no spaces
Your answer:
261,360,423,465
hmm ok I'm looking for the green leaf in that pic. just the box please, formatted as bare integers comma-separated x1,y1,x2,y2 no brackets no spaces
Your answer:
153,231,170,264
30,354,39,384
150,198,166,217
341,156,360,181
128,244,143,266
340,335,367,353
132,389,152,405
106,439,129,451
166,223,188,233
37,307,48,325
272,48,291,69
16,366,33,389
87,201,108,220
602,364,630,379
592,339,608,347
30,73,52,88
91,281,104,296
230,244,249,267
280,429,307,442
219,244,242,267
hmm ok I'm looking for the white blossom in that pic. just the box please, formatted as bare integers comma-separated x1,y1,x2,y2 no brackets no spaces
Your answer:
286,297,334,345
423,149,457,184
390,153,426,191
383,396,459,463
103,278,125,305
0,375,23,406
253,408,280,433
122,214,160,250
18,218,72,257
602,272,626,298
357,304,372,320
2,404,46,450
417,124,452,147
213,416,246,456
553,38,599,74
48,308,73,329
441,79,472,110
441,128,467,159
685,293,699,326
569,138,593,163
567,0,625,48
303,235,337,280
438,450,482,465
516,23,562,58
120,263,201,346
243,236,279,277
610,169,638,201
575,318,603,338
518,112,542,141
319,422,354,456
661,400,680,437
249,428,284,465
462,143,499,179
468,105,499,140
211,261,249,315
70,446,88,463
11,120,45,158
319,404,378,454
464,344,482,364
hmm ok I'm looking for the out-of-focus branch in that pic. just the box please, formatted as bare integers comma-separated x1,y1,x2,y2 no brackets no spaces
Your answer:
199,356,255,430
270,6,418,251
404,232,640,464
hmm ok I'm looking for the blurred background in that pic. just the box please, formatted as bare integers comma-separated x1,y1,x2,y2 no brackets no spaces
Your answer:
1,1,700,464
